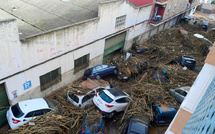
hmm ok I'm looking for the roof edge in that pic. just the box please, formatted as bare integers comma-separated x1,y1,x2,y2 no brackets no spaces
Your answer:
99,0,122,5
0,18,16,23
21,17,100,41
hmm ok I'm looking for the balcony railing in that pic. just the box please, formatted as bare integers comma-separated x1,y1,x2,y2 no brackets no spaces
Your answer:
151,15,163,24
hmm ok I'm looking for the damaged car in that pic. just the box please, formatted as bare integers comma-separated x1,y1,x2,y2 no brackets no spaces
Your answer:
169,86,190,103
84,65,118,80
67,86,110,108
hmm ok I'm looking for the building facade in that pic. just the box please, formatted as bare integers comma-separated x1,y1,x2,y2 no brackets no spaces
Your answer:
149,0,203,36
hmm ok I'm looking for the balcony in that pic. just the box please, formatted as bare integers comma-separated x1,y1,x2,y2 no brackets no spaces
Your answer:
151,15,163,24
155,0,168,5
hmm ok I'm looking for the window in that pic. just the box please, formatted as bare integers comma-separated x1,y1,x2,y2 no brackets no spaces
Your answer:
99,91,113,103
11,103,24,118
175,89,187,96
101,65,108,69
68,94,79,103
184,0,188,8
116,97,130,103
167,6,171,14
173,4,177,12
115,15,126,28
74,54,89,73
95,65,102,71
40,68,61,91
82,93,94,103
25,110,43,118
178,2,182,10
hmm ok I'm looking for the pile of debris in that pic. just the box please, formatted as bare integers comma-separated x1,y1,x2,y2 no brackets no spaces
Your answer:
107,53,148,81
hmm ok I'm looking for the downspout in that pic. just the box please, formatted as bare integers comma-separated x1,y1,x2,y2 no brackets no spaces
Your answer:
149,0,156,24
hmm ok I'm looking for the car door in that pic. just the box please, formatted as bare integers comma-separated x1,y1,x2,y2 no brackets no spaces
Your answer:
115,97,130,112
95,65,103,76
67,93,80,107
23,110,43,124
101,65,110,75
81,91,95,108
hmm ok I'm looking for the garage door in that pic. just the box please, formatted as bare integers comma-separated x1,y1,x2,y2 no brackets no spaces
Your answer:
103,32,126,63
0,83,10,127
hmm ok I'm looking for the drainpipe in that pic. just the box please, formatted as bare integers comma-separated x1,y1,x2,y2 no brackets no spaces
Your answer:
149,0,156,24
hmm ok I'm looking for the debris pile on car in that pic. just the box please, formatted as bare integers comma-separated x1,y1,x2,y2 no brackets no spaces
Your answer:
108,53,148,81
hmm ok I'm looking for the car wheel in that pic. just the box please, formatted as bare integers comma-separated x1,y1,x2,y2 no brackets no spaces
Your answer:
96,75,101,80
108,111,116,118
113,69,118,74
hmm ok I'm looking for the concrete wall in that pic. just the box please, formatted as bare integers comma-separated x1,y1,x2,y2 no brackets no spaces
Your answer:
0,1,153,104
0,20,21,78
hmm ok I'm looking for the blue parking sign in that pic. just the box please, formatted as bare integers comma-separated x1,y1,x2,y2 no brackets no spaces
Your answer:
23,81,32,90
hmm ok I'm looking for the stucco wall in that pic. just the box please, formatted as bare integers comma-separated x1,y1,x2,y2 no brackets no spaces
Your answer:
163,0,202,20
0,1,153,104
0,20,21,78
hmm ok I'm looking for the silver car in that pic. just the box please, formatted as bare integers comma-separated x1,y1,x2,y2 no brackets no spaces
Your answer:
67,86,110,108
169,86,190,103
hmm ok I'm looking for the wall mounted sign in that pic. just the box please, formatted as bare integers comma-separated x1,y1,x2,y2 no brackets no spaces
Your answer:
23,81,32,90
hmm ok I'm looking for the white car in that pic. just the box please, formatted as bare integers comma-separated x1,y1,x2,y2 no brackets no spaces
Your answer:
67,86,110,108
7,98,57,129
93,88,131,118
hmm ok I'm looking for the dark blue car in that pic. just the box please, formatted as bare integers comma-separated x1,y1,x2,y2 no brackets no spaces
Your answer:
124,116,150,134
80,115,105,134
84,64,118,80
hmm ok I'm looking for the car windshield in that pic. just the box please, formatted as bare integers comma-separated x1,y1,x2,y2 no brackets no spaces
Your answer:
11,103,24,118
44,98,58,110
153,106,160,116
99,91,113,103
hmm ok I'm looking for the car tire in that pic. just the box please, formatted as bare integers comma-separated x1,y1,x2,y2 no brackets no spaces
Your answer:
108,111,116,118
113,69,118,74
96,75,101,80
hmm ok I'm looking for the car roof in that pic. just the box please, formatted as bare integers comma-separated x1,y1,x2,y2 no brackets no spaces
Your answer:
182,55,195,60
106,88,127,97
18,98,49,113
177,86,190,92
157,105,176,112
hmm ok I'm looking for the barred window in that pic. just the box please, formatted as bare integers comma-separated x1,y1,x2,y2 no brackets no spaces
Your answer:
178,2,182,10
40,68,61,91
115,15,126,28
167,6,171,14
74,54,89,73
173,4,177,12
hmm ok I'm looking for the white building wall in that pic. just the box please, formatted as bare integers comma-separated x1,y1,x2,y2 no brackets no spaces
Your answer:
0,1,153,104
165,63,215,134
181,63,215,112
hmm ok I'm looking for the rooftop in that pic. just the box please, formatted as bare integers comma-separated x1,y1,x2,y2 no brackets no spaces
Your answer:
0,0,108,39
